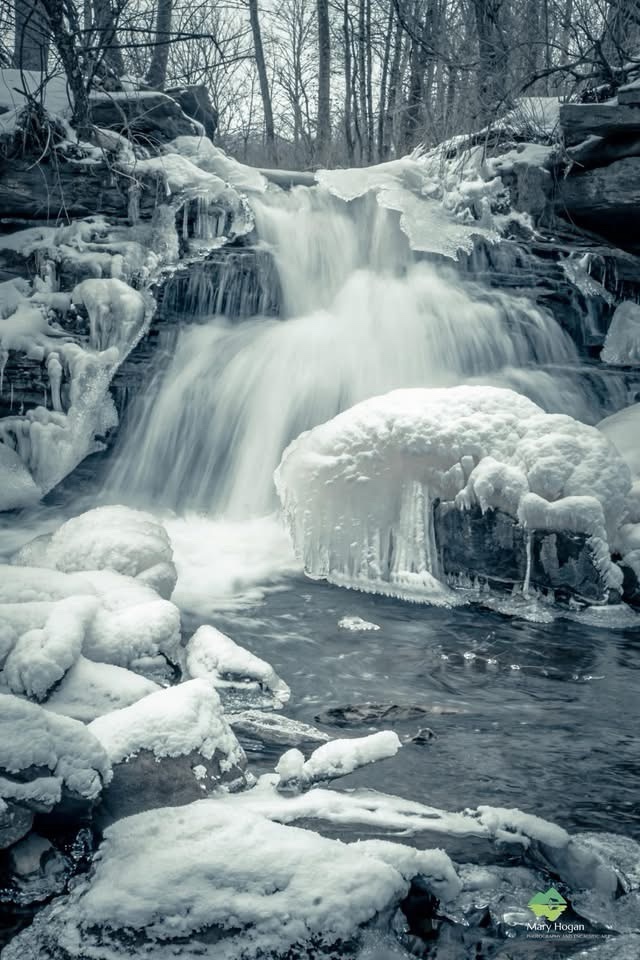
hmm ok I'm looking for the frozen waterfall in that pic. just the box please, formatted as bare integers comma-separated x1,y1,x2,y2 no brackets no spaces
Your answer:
110,186,608,516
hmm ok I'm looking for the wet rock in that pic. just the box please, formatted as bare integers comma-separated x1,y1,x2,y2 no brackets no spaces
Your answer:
89,91,199,144
567,134,640,171
94,748,244,825
406,728,437,745
166,85,218,139
228,710,330,748
0,803,33,850
315,703,461,727
434,503,609,603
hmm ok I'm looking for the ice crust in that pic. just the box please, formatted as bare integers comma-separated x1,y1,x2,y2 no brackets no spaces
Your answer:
276,385,630,602
276,732,402,792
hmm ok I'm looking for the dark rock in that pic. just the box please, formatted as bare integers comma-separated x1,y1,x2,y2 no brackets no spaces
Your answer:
566,134,640,171
556,158,640,247
166,85,218,140
619,563,640,608
560,103,640,147
0,804,33,850
0,156,161,222
89,92,199,145
500,159,555,224
618,83,640,106
314,703,462,726
434,503,609,603
95,748,247,827
406,727,437,744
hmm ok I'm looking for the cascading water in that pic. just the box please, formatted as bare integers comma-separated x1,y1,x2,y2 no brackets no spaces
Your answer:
110,186,616,517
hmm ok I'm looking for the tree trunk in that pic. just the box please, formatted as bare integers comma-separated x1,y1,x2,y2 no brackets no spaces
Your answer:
146,0,173,90
93,0,124,79
343,0,355,163
13,0,50,71
248,0,276,163
473,0,509,124
316,0,331,162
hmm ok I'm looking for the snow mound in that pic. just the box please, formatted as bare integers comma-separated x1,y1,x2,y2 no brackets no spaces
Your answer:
43,656,160,722
185,624,290,707
2,800,450,958
88,678,245,767
275,385,630,602
602,301,640,366
276,732,401,792
15,506,175,582
3,596,98,700
0,694,111,801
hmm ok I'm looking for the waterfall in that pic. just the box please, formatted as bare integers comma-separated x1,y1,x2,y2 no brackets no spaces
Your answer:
109,185,613,517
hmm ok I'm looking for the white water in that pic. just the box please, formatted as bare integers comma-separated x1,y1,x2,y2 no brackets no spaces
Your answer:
110,186,604,517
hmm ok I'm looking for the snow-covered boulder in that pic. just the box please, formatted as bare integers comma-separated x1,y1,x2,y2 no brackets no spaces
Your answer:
13,506,177,598
43,656,160,723
0,565,182,695
87,679,247,823
0,695,111,847
2,799,458,959
185,624,290,707
276,732,401,794
276,385,631,605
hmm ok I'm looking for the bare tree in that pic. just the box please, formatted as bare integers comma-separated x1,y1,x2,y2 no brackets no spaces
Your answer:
146,0,173,88
316,0,331,161
13,0,50,70
248,0,276,162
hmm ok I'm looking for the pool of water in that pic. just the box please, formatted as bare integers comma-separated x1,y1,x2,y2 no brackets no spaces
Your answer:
194,575,640,842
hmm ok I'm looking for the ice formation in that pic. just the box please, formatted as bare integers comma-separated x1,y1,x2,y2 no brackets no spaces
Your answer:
0,199,187,510
275,385,631,603
88,678,245,768
185,624,291,706
602,301,640,366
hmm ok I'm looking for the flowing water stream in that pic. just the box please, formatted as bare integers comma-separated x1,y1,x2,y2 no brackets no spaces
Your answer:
2,181,639,957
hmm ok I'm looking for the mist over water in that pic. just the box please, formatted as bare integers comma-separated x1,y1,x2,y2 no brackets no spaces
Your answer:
110,186,609,516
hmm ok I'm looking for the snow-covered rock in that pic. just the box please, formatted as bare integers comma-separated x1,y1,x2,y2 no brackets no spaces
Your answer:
276,732,401,793
87,679,247,822
13,506,175,585
43,656,160,723
0,694,111,847
185,624,290,707
1,799,457,959
276,385,631,604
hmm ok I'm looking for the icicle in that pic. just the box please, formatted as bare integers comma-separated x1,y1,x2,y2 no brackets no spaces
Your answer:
47,353,63,413
0,348,7,395
523,529,533,597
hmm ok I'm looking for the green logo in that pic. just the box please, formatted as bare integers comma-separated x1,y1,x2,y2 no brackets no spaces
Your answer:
527,887,568,922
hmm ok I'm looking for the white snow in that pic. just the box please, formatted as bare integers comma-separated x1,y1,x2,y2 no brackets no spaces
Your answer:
6,800,440,956
43,656,160,722
602,301,640,366
276,732,402,791
15,506,175,581
276,385,629,602
0,69,72,118
0,693,111,799
599,404,640,477
88,678,245,768
2,596,98,701
185,624,290,706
